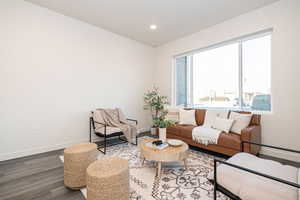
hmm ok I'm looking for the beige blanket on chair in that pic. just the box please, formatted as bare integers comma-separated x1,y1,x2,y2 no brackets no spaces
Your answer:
93,108,137,143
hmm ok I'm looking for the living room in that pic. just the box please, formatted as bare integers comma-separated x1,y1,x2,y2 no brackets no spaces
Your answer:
0,0,299,200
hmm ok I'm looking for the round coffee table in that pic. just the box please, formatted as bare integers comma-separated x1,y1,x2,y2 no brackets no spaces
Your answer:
140,139,189,176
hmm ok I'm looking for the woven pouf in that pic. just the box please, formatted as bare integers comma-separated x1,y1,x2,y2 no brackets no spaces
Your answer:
64,143,98,189
87,157,129,200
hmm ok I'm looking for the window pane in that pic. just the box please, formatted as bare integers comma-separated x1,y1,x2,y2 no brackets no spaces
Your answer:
176,57,188,106
242,35,271,111
192,43,239,109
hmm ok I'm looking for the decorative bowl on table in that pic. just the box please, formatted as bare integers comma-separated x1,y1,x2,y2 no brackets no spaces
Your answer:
167,139,183,147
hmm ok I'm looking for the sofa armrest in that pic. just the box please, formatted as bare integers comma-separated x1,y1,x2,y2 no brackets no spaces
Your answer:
241,125,261,155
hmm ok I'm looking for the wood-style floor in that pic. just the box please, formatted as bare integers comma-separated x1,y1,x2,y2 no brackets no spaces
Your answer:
0,133,151,200
0,149,84,200
0,134,299,200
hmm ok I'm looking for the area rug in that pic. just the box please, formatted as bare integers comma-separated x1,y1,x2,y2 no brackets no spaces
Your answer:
60,137,229,200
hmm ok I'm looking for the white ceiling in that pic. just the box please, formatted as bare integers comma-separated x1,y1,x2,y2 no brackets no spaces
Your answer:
25,0,279,47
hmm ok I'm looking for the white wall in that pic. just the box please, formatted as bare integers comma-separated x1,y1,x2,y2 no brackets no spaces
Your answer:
155,0,300,161
0,0,155,161
1,0,299,162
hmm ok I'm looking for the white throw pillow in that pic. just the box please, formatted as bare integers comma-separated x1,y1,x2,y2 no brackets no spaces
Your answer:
229,112,252,134
203,110,229,128
179,109,197,125
165,107,180,123
211,117,235,133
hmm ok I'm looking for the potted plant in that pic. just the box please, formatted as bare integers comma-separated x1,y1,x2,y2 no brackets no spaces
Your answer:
158,119,175,143
144,87,169,135
154,110,175,143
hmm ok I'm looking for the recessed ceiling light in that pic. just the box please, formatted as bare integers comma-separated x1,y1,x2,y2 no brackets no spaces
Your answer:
149,24,157,30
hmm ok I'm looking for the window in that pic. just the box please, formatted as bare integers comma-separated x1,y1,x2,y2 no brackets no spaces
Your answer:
176,57,188,106
175,32,271,111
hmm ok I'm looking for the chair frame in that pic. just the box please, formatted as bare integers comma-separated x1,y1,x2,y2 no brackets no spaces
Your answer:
214,141,300,200
89,111,138,154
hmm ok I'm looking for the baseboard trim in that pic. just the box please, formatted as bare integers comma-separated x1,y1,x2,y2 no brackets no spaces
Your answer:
260,147,300,162
138,128,150,134
0,138,88,161
0,128,151,162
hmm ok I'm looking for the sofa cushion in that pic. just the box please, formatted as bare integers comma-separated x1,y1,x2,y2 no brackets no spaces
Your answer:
235,111,261,126
168,125,241,150
218,132,241,151
179,109,197,125
167,125,195,140
167,125,181,136
229,111,252,134
211,117,234,133
195,109,206,126
203,110,229,128
165,107,180,123
180,125,197,140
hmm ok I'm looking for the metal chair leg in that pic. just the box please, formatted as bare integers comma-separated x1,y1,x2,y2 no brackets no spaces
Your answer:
104,135,106,154
214,159,217,200
89,118,92,143
135,135,138,145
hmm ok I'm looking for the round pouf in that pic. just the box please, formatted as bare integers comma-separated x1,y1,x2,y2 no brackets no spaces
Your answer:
87,157,129,200
64,143,98,189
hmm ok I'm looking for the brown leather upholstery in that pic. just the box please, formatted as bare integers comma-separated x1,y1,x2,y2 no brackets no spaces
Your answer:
167,134,241,156
241,125,261,154
166,125,181,137
177,125,196,140
195,109,206,126
167,109,261,156
218,132,241,151
167,125,196,140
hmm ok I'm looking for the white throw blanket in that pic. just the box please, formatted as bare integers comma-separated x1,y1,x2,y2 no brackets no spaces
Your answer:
192,126,222,145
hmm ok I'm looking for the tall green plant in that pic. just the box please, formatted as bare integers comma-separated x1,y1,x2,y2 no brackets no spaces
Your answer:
158,120,175,128
144,87,169,127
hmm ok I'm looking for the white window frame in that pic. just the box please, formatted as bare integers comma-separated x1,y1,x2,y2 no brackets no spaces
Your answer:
173,29,273,113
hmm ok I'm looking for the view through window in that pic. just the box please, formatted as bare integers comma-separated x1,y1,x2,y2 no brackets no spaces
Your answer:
175,33,271,111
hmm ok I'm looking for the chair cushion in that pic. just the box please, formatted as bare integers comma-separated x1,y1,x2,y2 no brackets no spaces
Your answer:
218,132,241,150
216,153,298,200
95,126,122,135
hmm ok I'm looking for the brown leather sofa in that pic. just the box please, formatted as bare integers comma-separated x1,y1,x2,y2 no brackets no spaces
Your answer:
166,109,261,156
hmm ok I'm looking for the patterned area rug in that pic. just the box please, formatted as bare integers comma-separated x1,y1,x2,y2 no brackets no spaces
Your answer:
60,137,229,200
